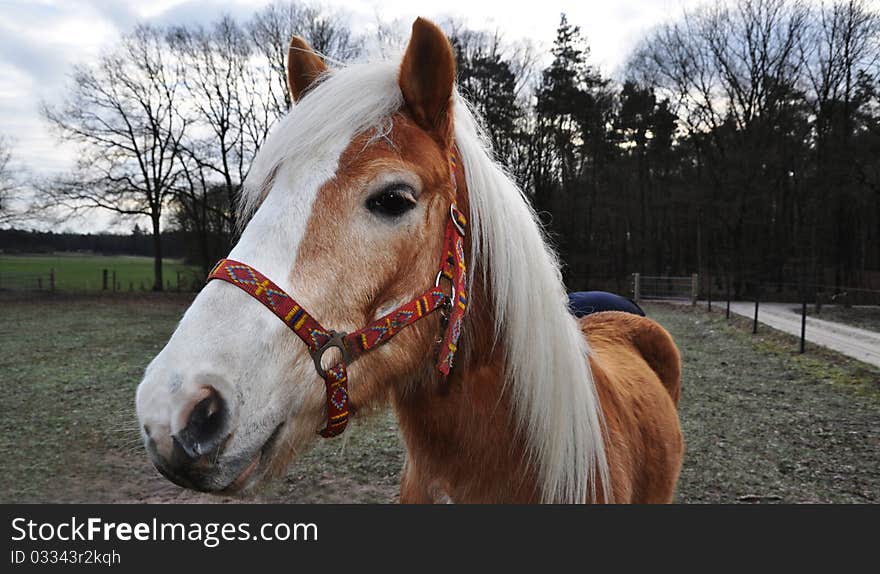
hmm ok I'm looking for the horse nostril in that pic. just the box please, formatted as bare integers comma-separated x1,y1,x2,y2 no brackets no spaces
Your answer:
173,386,229,461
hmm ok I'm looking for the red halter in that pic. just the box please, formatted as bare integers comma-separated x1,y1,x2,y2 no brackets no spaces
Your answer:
206,154,468,438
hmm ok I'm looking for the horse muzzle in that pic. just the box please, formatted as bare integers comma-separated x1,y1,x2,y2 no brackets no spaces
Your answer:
139,384,233,490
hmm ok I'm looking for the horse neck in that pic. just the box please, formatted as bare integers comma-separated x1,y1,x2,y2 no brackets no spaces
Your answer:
391,275,541,503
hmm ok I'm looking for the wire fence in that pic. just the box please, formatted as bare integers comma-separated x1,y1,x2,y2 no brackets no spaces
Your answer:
0,272,54,292
632,273,698,303
633,272,880,307
633,271,880,356
0,268,202,294
697,276,880,307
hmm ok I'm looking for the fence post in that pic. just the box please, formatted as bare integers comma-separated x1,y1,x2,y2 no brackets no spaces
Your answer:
633,273,641,303
707,274,712,312
112,270,117,292
753,285,760,334
37,277,43,290
176,271,181,293
691,273,698,306
800,301,807,354
102,269,108,290
49,269,55,293
725,275,731,320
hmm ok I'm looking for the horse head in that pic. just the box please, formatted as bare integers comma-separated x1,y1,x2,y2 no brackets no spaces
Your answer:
135,18,465,493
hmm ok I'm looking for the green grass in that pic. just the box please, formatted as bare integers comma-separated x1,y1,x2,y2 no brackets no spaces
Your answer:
0,253,200,291
0,294,194,502
0,296,876,503
649,303,880,503
0,293,404,503
801,305,880,333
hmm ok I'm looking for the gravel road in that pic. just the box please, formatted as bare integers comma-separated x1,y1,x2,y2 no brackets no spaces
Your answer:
728,302,880,368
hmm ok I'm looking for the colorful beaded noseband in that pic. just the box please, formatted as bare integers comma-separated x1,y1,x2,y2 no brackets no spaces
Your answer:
206,151,468,438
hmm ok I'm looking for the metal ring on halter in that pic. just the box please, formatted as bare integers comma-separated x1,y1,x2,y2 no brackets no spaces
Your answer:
446,284,456,312
434,270,456,312
310,331,351,379
450,204,466,236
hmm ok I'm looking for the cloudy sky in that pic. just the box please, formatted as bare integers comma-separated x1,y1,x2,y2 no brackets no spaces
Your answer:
0,0,709,230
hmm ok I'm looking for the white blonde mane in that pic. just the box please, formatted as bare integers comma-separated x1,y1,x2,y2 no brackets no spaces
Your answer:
239,60,610,504
453,99,610,504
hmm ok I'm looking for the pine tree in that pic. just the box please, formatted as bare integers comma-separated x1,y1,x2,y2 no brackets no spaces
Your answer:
534,13,614,287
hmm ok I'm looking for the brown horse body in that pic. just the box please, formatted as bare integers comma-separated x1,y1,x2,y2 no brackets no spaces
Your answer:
396,310,683,504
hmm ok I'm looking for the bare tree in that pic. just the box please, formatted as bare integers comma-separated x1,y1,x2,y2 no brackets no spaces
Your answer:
168,17,268,238
249,1,362,114
0,136,24,225
800,0,880,286
630,0,809,137
42,25,186,290
627,0,811,286
162,5,362,272
802,0,879,127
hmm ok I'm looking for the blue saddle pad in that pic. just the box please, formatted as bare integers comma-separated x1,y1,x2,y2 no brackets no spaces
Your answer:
567,291,646,318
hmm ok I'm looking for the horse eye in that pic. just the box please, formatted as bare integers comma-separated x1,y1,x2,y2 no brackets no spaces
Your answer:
366,185,417,218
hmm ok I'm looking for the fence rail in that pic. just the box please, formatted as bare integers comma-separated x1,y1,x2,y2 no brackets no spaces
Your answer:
637,270,880,357
0,271,54,292
697,275,880,307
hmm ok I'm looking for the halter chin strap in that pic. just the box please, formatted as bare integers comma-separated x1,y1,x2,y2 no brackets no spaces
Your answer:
206,153,468,438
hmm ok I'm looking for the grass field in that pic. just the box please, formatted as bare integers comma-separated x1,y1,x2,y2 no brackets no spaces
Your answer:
0,294,877,503
0,293,405,503
801,305,880,333
0,253,200,291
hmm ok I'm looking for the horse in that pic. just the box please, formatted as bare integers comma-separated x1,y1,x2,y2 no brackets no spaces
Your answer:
135,18,683,503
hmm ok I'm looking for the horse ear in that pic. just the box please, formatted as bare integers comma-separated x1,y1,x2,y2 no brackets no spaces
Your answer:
399,17,456,146
288,36,327,104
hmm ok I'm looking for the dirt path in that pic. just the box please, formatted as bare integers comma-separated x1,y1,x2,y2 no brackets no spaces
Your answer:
728,302,880,368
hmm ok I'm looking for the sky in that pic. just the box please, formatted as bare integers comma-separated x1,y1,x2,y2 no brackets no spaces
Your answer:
0,0,709,231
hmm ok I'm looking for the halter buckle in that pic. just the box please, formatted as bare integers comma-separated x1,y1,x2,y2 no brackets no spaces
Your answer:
311,331,351,379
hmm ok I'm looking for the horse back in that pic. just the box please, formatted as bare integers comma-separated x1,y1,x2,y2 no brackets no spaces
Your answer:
579,311,684,503
581,311,681,404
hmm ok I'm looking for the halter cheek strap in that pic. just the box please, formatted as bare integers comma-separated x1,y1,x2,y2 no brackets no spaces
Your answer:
206,153,467,437
438,158,468,375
